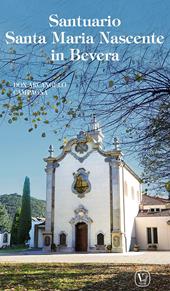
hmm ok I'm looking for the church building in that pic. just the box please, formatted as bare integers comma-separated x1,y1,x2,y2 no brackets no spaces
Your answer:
42,116,142,253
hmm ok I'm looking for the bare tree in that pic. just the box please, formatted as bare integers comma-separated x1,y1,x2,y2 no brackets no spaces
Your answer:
0,42,169,192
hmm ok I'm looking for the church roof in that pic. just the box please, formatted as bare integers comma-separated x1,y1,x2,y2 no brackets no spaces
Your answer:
123,162,142,183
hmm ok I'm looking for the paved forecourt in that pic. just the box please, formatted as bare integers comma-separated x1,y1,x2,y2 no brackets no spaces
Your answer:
0,251,170,264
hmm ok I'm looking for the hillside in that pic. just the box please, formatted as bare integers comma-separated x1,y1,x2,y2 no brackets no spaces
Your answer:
0,193,46,230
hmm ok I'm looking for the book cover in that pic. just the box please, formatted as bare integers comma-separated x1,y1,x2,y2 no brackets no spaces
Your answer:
0,0,169,290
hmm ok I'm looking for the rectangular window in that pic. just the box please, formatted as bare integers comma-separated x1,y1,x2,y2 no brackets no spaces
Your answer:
147,227,158,244
153,227,158,243
147,228,152,244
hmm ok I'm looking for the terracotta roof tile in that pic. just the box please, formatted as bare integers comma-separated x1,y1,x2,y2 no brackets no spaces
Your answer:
141,194,170,205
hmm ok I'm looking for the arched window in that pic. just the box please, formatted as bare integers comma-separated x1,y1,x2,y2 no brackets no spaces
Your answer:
137,191,140,202
124,182,128,196
3,233,8,244
59,232,66,246
44,235,50,246
131,187,135,200
97,233,104,245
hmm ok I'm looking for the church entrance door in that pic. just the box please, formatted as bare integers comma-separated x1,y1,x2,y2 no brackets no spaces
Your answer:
75,222,88,252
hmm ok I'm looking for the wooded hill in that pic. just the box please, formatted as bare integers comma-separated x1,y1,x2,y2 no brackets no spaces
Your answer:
0,193,45,231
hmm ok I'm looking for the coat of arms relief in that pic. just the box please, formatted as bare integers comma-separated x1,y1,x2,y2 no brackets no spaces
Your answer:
72,168,91,198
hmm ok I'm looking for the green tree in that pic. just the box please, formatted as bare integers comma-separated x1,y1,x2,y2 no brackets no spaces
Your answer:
165,182,170,200
10,207,21,245
0,202,11,231
18,177,32,244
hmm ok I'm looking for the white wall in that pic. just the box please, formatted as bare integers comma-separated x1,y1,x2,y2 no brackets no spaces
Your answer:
29,220,44,248
38,228,44,248
29,221,36,248
142,204,166,210
135,216,170,250
123,166,141,251
54,146,111,250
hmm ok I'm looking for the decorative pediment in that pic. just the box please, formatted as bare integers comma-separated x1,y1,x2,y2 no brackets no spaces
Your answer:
69,205,93,225
45,130,124,165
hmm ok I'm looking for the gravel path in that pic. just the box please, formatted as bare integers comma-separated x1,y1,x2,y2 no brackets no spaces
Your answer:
0,251,170,264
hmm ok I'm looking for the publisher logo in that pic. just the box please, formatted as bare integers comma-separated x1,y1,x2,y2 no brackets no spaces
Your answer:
134,271,151,287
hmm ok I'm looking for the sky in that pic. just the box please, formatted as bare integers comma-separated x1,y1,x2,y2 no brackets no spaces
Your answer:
0,0,169,199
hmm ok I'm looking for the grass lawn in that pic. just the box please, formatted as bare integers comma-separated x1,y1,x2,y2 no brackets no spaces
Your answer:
0,246,29,254
0,263,170,290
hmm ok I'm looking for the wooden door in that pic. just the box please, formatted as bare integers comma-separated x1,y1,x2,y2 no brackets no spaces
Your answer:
75,222,88,252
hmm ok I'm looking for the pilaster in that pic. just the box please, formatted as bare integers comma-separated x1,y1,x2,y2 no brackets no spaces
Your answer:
109,157,126,252
43,151,59,251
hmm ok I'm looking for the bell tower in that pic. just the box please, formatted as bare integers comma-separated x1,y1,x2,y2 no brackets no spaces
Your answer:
88,114,104,145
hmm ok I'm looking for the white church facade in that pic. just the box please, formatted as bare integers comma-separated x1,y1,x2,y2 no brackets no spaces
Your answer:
41,117,143,253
